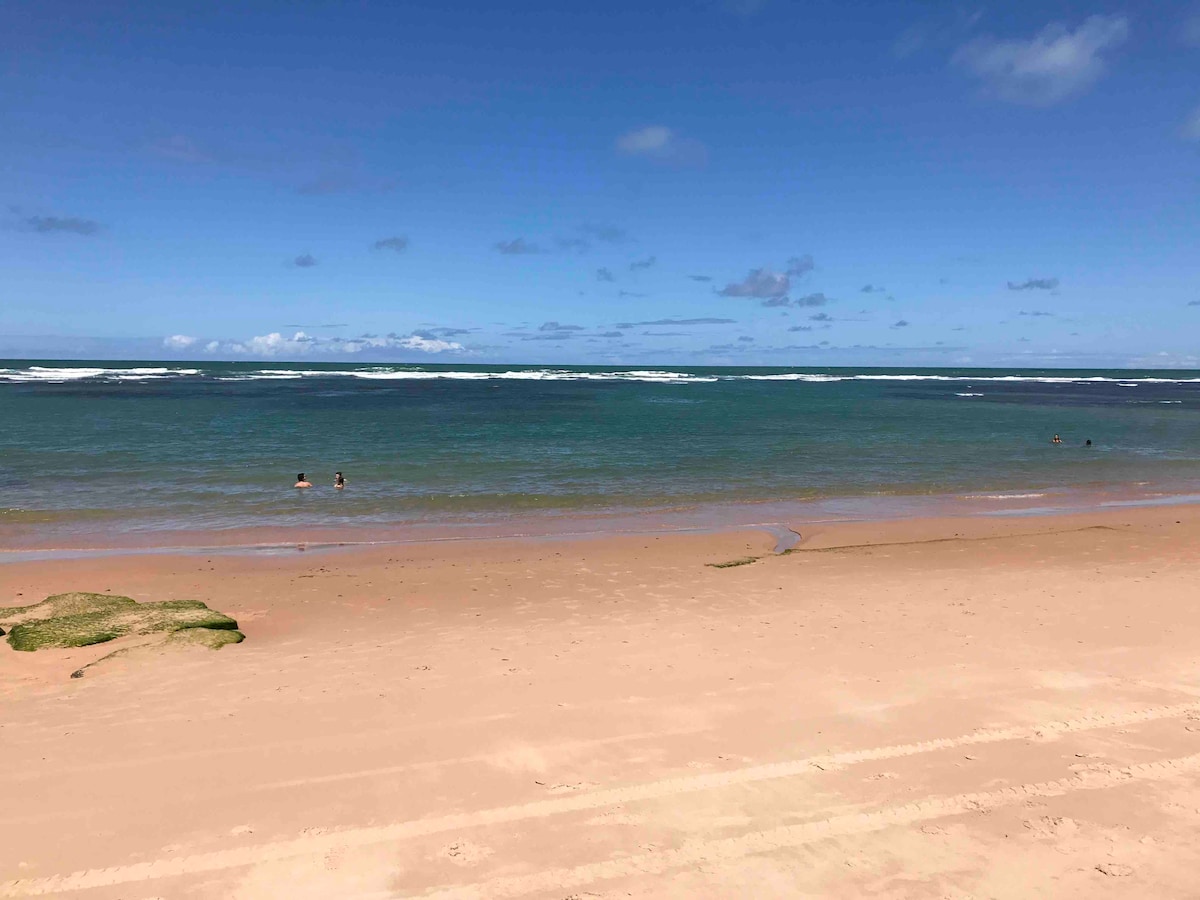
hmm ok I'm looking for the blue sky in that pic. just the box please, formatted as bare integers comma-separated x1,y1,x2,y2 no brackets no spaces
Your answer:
2,0,1199,367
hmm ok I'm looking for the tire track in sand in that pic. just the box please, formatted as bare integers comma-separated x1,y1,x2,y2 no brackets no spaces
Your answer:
1,702,1195,897
413,752,1200,900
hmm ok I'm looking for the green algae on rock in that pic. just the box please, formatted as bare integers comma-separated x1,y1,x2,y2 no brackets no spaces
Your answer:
0,592,240,652
69,626,245,678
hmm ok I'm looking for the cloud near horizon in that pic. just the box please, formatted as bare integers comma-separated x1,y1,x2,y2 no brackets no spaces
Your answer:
203,330,464,357
953,15,1129,106
293,253,317,268
615,317,736,328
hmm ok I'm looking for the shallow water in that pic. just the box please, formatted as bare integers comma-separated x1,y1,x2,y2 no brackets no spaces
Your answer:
2,361,1199,538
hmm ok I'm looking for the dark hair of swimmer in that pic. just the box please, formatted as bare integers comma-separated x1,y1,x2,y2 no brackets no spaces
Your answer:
297,473,305,481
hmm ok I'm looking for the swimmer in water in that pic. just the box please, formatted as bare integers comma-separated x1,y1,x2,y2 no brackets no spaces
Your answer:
334,471,345,489
1051,434,1062,444
1085,439,1092,447
295,473,312,488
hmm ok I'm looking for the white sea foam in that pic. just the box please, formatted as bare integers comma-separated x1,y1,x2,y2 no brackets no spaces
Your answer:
0,366,201,383
1,366,1199,386
955,392,984,397
962,492,1048,500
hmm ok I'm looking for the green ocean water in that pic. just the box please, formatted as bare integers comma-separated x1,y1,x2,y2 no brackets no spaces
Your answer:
2,361,1199,536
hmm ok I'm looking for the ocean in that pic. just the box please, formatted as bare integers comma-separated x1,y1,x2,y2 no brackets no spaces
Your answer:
2,361,1200,544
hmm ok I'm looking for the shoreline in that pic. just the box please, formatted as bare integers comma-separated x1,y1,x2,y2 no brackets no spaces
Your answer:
3,478,1199,560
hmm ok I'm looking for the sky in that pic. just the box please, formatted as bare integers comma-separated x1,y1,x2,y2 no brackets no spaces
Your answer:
2,0,1199,367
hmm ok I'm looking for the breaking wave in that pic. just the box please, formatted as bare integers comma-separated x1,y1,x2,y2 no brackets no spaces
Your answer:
2,365,1200,386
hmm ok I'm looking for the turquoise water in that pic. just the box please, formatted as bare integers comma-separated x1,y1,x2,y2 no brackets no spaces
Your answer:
2,361,1199,537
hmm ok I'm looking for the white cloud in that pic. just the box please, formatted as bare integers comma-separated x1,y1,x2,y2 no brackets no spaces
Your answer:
615,126,707,165
389,334,463,353
616,125,673,154
718,268,790,300
163,334,196,350
952,15,1129,106
212,330,464,358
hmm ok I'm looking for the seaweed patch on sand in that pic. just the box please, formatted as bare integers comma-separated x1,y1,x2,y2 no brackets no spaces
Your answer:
706,556,761,569
0,591,241,652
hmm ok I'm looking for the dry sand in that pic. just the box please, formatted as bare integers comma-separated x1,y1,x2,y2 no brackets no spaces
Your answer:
3,504,1200,898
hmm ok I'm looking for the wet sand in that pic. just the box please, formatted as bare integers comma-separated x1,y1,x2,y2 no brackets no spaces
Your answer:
3,504,1200,898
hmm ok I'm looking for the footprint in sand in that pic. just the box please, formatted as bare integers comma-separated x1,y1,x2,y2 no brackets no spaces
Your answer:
1023,816,1079,840
1096,862,1134,877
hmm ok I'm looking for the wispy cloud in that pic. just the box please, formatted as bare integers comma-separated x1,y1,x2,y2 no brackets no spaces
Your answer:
1007,277,1059,291
372,236,409,254
688,274,713,282
150,134,213,164
596,267,615,282
1183,9,1200,47
809,312,834,323
293,253,318,268
616,317,736,328
892,319,911,328
1018,310,1054,317
494,237,542,255
538,321,585,332
1183,104,1200,142
556,236,589,253
761,291,831,309
615,126,707,166
24,215,103,236
629,255,657,271
579,223,631,244
163,334,196,350
296,174,358,196
953,15,1129,106
786,254,815,277
892,8,983,59
1188,300,1200,306
618,290,647,298
860,284,886,294
792,292,831,307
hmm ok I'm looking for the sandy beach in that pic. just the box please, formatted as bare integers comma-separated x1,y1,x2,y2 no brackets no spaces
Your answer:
4,503,1200,898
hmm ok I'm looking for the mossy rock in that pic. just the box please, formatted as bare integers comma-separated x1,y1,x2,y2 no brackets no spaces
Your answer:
70,626,244,678
1,591,239,652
